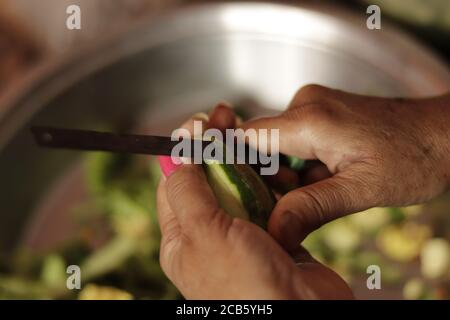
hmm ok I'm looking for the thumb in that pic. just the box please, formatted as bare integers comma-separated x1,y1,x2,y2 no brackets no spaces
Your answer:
269,167,377,252
165,163,220,231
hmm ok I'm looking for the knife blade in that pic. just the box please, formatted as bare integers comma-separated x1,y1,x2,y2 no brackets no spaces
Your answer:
30,126,256,161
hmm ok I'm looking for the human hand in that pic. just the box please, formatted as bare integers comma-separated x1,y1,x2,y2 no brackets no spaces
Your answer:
156,104,353,299
241,85,450,252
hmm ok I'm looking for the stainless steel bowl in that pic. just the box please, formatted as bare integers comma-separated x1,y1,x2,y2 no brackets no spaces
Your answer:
0,2,449,251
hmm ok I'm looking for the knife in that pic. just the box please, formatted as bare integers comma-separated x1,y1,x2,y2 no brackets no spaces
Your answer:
30,126,324,172
30,126,260,162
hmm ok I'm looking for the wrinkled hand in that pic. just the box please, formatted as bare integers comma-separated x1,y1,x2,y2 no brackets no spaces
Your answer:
156,105,353,299
241,85,450,252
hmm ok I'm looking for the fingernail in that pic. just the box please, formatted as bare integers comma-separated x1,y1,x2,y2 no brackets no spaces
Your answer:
278,211,303,251
158,156,181,177
192,112,209,121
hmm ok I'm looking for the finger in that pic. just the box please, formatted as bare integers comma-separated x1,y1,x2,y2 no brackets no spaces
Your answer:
157,113,209,231
240,85,357,161
165,164,220,230
156,179,181,240
176,114,210,164
165,113,222,230
209,102,236,133
289,244,354,299
268,167,377,252
296,259,354,299
239,109,318,160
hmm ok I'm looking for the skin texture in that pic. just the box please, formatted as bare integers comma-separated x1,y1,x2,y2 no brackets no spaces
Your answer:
157,104,353,299
241,85,450,252
157,86,450,299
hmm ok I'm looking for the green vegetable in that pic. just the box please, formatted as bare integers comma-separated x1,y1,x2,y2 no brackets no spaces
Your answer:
81,236,137,281
204,161,275,229
388,207,406,224
40,254,66,289
286,156,305,171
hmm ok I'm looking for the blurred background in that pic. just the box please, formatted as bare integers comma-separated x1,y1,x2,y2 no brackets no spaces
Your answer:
1,0,450,90
0,0,449,300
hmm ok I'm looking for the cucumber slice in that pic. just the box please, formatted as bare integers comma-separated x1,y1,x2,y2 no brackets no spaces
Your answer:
204,161,275,229
204,162,250,221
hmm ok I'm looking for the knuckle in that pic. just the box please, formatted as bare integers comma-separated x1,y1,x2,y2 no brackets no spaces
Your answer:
294,84,329,101
160,217,180,242
284,102,337,126
181,207,231,242
224,218,254,246
159,238,177,277
159,232,192,283
201,207,231,235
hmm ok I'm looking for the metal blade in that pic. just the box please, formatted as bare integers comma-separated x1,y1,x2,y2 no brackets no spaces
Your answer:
31,126,210,157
